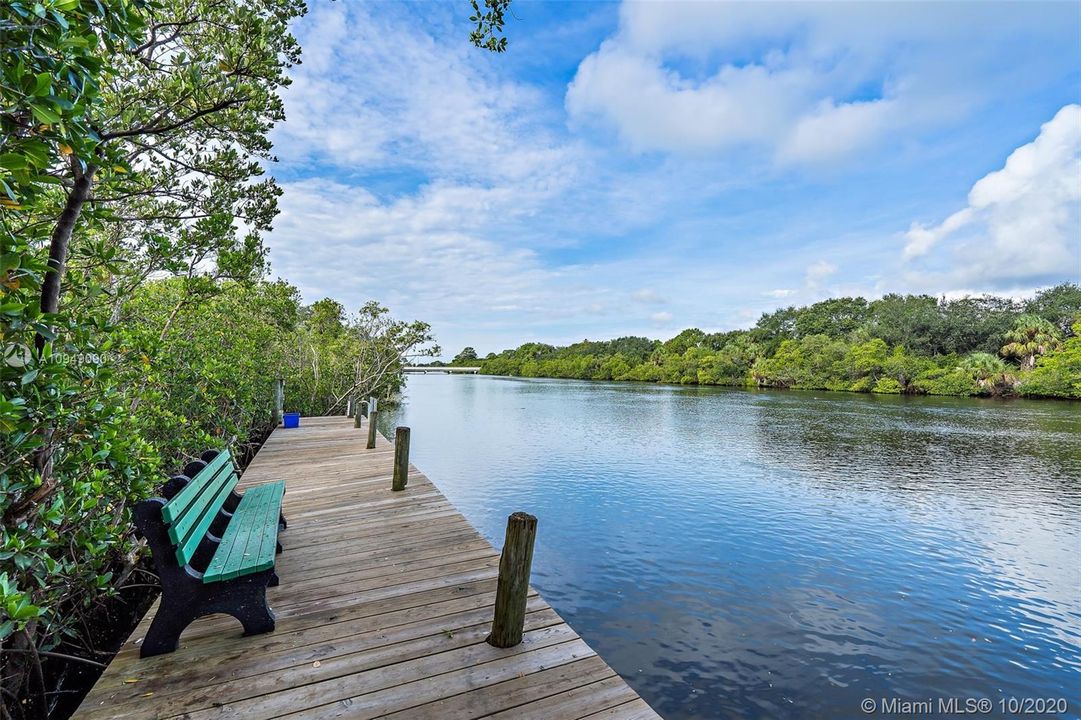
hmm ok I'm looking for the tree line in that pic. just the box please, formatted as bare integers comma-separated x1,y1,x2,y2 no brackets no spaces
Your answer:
478,286,1081,399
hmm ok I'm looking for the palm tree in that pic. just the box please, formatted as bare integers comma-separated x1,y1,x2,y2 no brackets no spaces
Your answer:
960,352,1015,394
1001,315,1062,370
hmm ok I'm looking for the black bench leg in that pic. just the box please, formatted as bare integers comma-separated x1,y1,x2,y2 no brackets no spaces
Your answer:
269,571,280,587
200,571,276,638
279,512,287,529
141,601,197,657
231,580,275,636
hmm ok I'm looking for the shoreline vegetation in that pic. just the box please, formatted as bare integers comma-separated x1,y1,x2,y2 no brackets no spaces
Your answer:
459,285,1081,400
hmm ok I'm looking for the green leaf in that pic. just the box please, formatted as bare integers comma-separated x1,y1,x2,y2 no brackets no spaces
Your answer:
29,103,62,125
50,9,70,30
20,139,50,167
34,72,52,96
0,154,27,171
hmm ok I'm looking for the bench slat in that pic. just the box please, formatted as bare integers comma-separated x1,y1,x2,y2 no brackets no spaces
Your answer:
166,459,236,544
252,481,284,573
242,482,283,579
172,467,238,566
203,481,285,583
162,450,232,524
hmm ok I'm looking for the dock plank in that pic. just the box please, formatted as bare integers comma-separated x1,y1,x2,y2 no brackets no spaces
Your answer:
74,416,661,719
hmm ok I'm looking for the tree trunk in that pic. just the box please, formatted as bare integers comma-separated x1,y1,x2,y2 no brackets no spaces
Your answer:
36,164,97,352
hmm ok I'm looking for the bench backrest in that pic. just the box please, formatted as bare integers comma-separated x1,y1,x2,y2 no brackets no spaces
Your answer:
161,449,238,565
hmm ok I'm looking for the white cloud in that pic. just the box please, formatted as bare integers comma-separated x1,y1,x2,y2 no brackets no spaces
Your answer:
650,311,673,326
901,104,1081,286
631,288,666,304
271,178,610,325
777,98,897,164
764,289,796,299
567,45,812,153
805,260,838,287
565,2,1065,164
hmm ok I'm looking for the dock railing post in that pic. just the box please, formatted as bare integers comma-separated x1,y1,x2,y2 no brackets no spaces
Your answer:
272,378,284,427
353,403,363,428
487,512,538,648
392,427,410,491
346,396,354,418
366,409,379,449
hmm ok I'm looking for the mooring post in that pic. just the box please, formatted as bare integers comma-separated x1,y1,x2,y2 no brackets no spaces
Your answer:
346,396,354,418
369,396,378,414
392,427,410,491
367,409,379,449
273,378,284,427
353,403,363,428
487,512,538,648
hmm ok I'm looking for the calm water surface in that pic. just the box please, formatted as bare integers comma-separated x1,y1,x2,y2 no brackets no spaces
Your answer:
380,375,1081,720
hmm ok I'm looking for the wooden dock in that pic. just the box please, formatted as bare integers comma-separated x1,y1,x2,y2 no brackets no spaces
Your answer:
75,416,661,719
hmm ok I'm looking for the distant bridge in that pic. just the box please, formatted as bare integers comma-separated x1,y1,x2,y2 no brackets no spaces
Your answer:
403,366,481,374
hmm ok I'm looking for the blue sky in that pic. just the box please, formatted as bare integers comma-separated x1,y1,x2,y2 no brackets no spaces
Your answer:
265,1,1081,359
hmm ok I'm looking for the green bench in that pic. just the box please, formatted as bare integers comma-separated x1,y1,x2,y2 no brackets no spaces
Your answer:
133,448,286,657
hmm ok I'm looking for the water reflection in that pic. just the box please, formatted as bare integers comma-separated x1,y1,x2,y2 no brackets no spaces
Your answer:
381,376,1081,720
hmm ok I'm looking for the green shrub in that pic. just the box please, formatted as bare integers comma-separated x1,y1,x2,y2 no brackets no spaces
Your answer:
849,376,874,393
912,367,979,396
872,377,904,394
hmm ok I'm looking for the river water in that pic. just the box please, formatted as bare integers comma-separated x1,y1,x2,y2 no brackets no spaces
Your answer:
380,375,1081,719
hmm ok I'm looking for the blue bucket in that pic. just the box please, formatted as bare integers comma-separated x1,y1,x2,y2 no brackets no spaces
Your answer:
283,412,300,428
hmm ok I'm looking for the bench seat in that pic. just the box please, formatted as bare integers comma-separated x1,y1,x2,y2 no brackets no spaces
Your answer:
204,480,285,583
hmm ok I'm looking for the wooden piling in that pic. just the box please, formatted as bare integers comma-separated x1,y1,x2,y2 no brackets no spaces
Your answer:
366,410,379,449
346,396,354,418
487,512,538,648
272,378,284,427
392,426,410,491
353,405,362,428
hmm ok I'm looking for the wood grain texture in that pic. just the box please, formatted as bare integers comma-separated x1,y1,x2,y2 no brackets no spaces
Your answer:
73,416,661,720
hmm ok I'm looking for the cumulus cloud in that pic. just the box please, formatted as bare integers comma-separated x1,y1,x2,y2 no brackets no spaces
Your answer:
271,179,610,334
650,311,674,326
805,260,838,287
565,2,1068,164
631,288,666,304
901,104,1081,287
